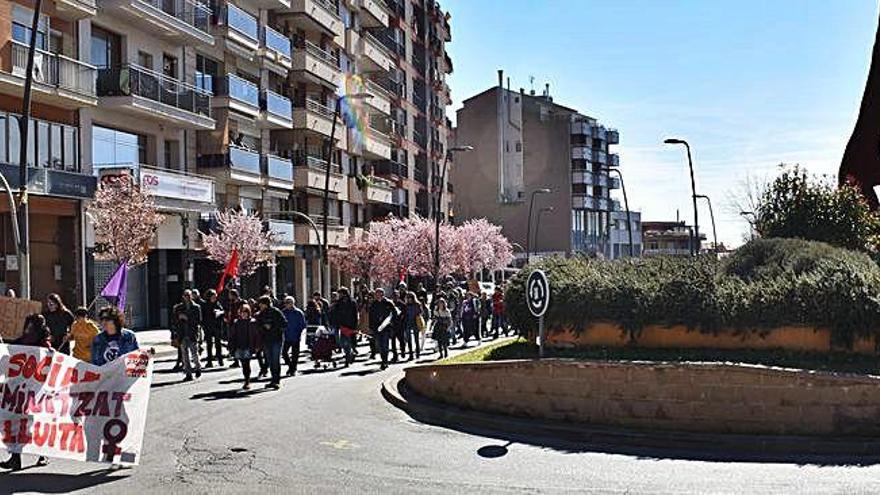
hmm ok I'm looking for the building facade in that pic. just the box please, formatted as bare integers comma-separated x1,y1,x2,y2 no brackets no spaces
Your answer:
0,0,453,327
452,73,632,259
641,220,704,257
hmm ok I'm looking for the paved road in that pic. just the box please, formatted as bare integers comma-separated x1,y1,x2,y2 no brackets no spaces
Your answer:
4,336,880,494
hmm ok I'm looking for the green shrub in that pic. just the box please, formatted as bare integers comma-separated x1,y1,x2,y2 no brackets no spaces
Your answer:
507,238,880,348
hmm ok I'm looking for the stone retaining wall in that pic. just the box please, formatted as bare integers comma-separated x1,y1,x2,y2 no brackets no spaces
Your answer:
545,323,877,354
405,360,880,436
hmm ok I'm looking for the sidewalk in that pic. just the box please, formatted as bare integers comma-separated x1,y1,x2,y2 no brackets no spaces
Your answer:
133,328,177,359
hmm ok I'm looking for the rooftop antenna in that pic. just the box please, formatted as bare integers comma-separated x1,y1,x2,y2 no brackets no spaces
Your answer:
529,75,535,96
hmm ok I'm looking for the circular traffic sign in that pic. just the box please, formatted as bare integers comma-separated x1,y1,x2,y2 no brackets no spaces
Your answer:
526,270,550,317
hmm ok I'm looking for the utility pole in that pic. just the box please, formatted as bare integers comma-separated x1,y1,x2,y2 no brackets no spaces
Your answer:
17,0,43,299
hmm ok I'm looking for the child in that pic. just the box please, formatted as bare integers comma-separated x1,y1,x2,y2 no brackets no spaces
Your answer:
66,307,100,363
432,298,452,359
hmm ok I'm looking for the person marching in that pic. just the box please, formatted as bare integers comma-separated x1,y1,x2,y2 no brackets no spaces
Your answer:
228,304,261,390
432,298,452,358
369,288,398,369
256,296,286,389
281,296,307,376
172,289,203,382
66,307,100,363
43,293,74,353
333,287,359,366
201,289,225,368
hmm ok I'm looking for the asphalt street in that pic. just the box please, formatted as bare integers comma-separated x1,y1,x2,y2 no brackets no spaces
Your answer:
3,335,880,494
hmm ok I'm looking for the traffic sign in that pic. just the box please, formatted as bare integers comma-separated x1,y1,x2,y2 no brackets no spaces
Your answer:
526,269,550,317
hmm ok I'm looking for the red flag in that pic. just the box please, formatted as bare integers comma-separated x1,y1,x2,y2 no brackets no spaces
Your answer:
216,248,240,293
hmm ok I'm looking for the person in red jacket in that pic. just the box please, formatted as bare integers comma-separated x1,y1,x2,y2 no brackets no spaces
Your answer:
491,287,507,338
1,314,51,471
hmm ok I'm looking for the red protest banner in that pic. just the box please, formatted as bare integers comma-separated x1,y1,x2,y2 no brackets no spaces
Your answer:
0,345,153,465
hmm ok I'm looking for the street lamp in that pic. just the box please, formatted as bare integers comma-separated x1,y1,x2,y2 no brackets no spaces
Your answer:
696,195,717,253
322,92,371,296
664,138,699,256
526,188,551,259
602,167,633,257
534,206,554,254
264,210,324,296
16,0,42,299
434,145,473,283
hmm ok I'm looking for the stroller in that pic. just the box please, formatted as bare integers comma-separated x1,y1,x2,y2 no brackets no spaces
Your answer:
310,326,337,369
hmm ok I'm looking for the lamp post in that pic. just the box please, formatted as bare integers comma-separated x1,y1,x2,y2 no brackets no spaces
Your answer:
526,188,551,259
696,195,717,253
264,210,324,298
664,138,699,256
534,206,554,254
602,167,633,257
434,145,473,283
322,92,371,296
16,0,42,299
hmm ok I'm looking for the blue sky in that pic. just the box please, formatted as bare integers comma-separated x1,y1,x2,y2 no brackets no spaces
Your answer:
442,0,878,247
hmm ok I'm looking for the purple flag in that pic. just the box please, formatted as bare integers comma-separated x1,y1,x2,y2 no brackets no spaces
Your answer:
100,261,128,311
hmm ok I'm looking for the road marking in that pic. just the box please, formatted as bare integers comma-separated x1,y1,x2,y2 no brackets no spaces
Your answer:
320,439,359,450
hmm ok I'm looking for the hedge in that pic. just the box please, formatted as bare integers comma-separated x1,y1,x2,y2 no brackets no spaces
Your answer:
506,238,880,348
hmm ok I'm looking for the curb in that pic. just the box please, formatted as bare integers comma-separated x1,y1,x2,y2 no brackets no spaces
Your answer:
381,373,880,463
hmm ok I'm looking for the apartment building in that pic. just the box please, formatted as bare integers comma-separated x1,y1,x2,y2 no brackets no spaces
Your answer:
642,220,704,257
0,0,98,305
452,73,630,259
607,210,641,259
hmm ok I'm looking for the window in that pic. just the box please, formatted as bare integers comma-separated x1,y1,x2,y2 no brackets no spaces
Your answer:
0,115,7,165
37,121,49,168
92,125,147,166
164,140,179,169
515,141,522,152
12,6,48,49
162,53,178,78
63,126,77,171
91,27,121,69
138,51,153,70
195,54,219,93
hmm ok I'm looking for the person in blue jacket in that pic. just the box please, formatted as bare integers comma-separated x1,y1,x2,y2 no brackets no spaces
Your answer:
92,306,140,366
281,295,307,376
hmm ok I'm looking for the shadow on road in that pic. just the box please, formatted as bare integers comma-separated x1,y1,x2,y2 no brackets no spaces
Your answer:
339,368,382,377
3,468,128,493
477,441,513,459
190,388,270,401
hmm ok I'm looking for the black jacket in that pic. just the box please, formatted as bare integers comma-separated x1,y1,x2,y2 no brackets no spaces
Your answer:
256,305,287,343
172,301,202,340
202,300,224,332
369,298,398,333
331,297,359,329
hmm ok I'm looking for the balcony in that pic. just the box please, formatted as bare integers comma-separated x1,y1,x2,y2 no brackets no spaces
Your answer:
373,160,408,179
264,154,294,188
101,0,213,46
267,219,296,249
260,90,293,128
414,166,428,186
611,199,621,211
224,146,262,183
364,80,392,115
593,149,607,165
571,121,592,136
571,171,594,186
55,0,97,20
283,0,344,38
96,64,214,129
295,217,348,247
261,26,293,73
95,163,215,210
291,40,341,88
571,194,598,210
607,129,620,145
364,127,392,160
359,0,390,28
592,126,607,141
214,74,260,118
219,3,260,54
363,177,393,204
0,41,97,109
608,153,620,167
359,32,395,72
293,99,347,148
294,156,347,198
610,176,621,189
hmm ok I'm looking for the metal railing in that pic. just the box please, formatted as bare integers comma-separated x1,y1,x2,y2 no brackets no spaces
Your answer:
221,74,259,107
96,63,211,117
228,146,261,175
363,31,394,59
265,154,293,181
225,3,258,42
136,0,211,34
313,0,340,17
264,26,291,59
10,41,96,96
264,90,292,119
608,153,620,167
304,40,339,67
299,155,342,173
304,98,335,119
414,166,428,185
373,160,408,178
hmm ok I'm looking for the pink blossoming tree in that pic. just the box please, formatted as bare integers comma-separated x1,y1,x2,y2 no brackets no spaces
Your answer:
88,177,165,265
201,209,275,276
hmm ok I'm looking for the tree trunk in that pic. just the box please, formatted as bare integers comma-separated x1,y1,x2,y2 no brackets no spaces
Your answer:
840,7,880,207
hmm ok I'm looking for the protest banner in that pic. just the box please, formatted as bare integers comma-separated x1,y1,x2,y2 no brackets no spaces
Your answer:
0,345,153,465
0,297,43,341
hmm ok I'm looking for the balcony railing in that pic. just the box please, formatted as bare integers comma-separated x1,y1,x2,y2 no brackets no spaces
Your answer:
96,63,211,116
414,166,428,186
137,0,211,34
10,41,96,96
608,153,620,167
265,154,293,182
304,40,339,67
264,90,292,119
264,26,291,59
297,155,342,173
304,98,335,119
220,74,259,107
225,3,258,42
373,160,408,178
228,145,261,175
